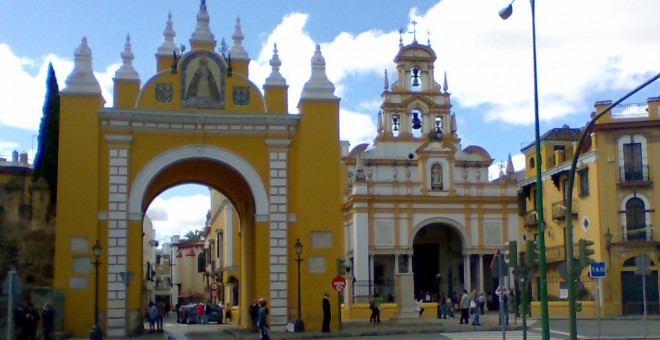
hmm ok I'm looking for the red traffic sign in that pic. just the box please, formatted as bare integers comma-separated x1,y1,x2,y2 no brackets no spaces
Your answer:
332,276,347,291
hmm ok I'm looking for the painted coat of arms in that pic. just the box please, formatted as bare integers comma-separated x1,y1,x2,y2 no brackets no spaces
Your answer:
155,83,173,103
232,87,250,106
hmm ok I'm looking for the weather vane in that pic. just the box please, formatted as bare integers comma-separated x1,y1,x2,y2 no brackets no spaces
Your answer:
219,38,228,57
427,30,431,46
398,26,405,46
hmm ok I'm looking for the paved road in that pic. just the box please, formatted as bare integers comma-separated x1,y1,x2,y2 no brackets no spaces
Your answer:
154,313,660,339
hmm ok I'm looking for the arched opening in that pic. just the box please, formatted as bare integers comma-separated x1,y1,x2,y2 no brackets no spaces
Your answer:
625,197,646,241
621,255,659,315
412,224,463,300
135,156,259,327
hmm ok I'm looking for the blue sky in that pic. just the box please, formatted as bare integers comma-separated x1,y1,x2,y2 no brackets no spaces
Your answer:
1,0,658,242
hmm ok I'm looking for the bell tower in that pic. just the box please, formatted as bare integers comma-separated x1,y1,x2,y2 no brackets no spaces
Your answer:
376,37,455,143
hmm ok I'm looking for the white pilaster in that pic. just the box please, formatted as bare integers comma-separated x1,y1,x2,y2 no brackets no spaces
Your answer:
266,139,290,327
463,255,471,292
105,134,132,336
352,212,369,280
478,254,484,292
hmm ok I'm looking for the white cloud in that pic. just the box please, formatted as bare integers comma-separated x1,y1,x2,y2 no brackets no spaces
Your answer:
0,141,19,159
0,44,116,132
146,194,210,245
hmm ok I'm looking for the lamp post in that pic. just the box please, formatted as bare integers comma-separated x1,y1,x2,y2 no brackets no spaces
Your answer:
90,240,103,340
294,239,305,332
562,73,659,340
499,1,550,339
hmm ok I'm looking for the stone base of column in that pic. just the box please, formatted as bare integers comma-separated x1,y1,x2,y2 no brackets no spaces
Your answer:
391,273,418,319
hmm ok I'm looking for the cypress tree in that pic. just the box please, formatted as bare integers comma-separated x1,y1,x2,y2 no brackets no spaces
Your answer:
33,63,60,205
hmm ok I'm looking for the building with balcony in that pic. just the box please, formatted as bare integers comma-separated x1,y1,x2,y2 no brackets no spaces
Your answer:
520,96,660,316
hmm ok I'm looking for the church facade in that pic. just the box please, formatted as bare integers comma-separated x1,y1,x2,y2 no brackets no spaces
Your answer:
341,37,520,316
54,1,343,337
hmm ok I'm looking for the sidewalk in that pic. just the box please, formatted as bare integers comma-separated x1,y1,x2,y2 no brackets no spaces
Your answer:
223,312,522,339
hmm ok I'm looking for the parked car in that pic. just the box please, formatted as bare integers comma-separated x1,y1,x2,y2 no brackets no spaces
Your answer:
178,303,224,324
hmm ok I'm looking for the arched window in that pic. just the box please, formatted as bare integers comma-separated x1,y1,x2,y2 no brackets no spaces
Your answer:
529,157,535,169
625,198,646,241
198,251,207,273
410,67,422,92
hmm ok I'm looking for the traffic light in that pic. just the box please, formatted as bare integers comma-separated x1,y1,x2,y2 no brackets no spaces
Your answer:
578,239,595,269
505,241,518,269
525,240,538,267
337,258,350,275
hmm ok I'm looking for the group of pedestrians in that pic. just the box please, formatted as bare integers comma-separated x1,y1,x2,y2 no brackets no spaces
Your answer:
146,300,166,333
247,298,270,340
13,301,54,340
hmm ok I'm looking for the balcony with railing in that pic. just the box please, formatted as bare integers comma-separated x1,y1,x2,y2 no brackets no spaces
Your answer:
551,200,577,221
610,103,649,120
524,211,538,228
623,224,654,242
619,165,652,187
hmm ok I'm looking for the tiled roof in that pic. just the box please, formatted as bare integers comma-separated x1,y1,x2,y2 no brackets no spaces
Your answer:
521,125,582,152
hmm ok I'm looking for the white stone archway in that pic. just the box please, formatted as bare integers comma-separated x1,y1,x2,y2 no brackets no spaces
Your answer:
128,144,269,221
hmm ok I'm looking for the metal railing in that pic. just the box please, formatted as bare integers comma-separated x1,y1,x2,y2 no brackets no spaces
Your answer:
611,103,649,119
352,280,395,303
619,165,651,183
551,200,577,220
622,224,654,242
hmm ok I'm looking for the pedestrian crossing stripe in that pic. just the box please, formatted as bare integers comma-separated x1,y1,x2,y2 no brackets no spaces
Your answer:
439,330,557,340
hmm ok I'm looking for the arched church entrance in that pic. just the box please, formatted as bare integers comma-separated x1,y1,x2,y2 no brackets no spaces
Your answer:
412,224,464,300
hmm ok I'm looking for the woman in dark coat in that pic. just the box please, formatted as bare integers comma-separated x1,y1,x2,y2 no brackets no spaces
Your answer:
322,293,331,333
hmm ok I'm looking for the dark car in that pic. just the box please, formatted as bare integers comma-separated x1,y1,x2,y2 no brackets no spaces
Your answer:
179,304,224,324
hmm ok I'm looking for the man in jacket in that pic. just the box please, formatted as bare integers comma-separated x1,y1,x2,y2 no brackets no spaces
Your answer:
459,290,471,325
322,293,331,332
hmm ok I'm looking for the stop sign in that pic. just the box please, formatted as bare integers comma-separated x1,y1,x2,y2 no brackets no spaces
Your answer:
332,276,347,291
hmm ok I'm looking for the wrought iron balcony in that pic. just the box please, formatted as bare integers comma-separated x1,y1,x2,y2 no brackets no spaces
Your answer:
623,224,653,242
551,200,577,221
619,165,652,187
524,211,538,228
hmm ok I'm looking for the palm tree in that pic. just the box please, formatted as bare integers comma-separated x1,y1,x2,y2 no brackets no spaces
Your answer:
180,229,204,244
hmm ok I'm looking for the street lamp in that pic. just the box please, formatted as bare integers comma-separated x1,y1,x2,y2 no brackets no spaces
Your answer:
90,240,103,340
499,1,550,339
604,228,613,252
294,239,305,332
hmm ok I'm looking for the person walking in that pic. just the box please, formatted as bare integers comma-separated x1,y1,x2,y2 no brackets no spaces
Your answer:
157,300,165,330
471,294,481,326
249,300,260,331
497,286,510,325
373,293,382,324
459,290,471,325
225,302,233,323
257,300,270,340
195,303,205,324
322,292,331,333
415,294,425,317
147,301,158,333
478,292,486,315
42,302,54,340
24,302,40,340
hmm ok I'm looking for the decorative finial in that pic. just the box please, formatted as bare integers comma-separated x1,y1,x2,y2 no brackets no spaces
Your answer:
190,0,216,46
265,43,286,86
384,69,389,90
157,11,181,56
398,27,404,48
230,16,249,59
443,72,449,94
63,37,101,94
427,31,431,46
506,154,515,175
115,34,139,80
300,44,337,100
